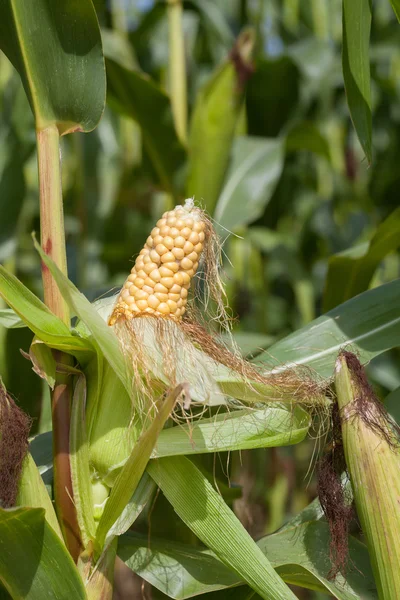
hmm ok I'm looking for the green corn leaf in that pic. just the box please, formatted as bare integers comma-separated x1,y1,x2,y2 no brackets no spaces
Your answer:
0,0,105,134
390,1,400,21
105,57,185,196
28,364,136,488
342,0,372,163
0,507,86,600
0,308,25,329
285,121,331,160
246,56,299,138
187,0,234,52
102,472,155,540
212,589,261,599
0,266,69,337
323,207,400,311
215,376,325,406
119,532,237,598
214,136,285,230
29,432,53,484
95,385,183,551
118,519,376,599
153,404,310,457
0,266,93,357
147,456,297,600
85,539,117,600
278,496,325,532
25,403,310,490
258,280,400,379
27,339,57,389
83,352,105,432
0,130,29,264
33,237,132,396
259,521,376,599
101,29,137,71
70,374,96,546
186,30,255,215
224,332,275,358
88,362,135,479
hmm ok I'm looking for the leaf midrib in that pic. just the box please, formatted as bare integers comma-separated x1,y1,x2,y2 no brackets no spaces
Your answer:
269,313,400,374
9,1,42,126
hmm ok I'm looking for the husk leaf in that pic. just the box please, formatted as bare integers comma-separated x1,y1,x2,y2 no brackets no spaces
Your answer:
335,352,400,599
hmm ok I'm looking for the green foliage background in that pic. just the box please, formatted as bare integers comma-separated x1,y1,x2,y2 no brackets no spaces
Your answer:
1,0,400,597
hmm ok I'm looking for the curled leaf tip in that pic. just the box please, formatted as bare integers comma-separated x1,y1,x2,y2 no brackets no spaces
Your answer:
230,29,255,90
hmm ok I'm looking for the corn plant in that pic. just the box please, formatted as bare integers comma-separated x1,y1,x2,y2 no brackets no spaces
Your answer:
0,1,400,600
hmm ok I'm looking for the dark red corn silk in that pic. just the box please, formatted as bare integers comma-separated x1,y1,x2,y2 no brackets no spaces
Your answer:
318,351,400,578
341,351,400,450
0,384,31,507
317,403,353,578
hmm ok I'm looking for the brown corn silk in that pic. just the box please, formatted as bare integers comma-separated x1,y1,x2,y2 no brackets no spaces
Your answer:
109,200,323,412
318,351,400,580
333,352,400,596
317,403,352,578
0,381,31,507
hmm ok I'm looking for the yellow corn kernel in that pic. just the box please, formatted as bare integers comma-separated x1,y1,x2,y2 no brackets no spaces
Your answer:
109,199,205,324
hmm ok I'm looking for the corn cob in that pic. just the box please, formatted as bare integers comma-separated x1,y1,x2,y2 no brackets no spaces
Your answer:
335,352,400,598
109,199,205,325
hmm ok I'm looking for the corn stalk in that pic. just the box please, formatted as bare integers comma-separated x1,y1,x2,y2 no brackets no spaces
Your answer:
37,125,82,560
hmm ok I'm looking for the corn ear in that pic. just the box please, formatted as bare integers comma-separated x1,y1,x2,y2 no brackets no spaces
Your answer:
335,352,400,599
109,198,205,324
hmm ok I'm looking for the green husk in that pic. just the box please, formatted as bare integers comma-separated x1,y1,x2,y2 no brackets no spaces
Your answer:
335,351,400,599
84,539,117,600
